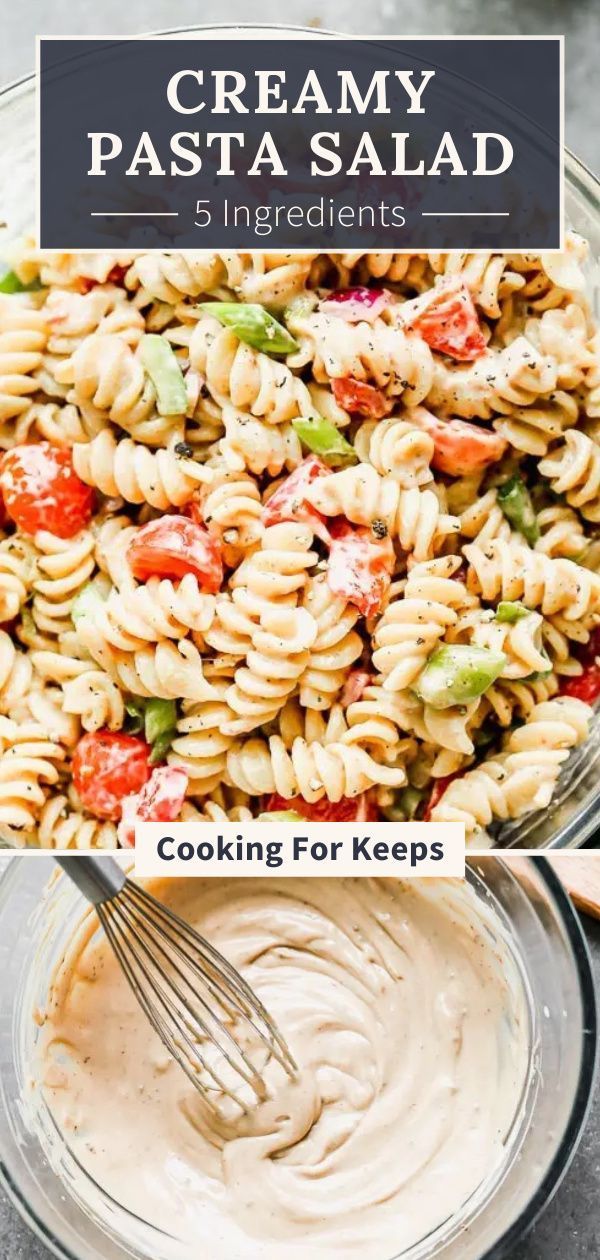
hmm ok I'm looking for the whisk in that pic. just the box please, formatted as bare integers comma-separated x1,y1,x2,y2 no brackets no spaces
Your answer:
56,857,297,1114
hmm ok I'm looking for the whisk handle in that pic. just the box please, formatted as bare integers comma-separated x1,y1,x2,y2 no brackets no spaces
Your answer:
55,856,127,905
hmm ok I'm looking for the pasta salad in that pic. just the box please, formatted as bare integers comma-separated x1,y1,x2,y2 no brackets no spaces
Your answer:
0,239,599,848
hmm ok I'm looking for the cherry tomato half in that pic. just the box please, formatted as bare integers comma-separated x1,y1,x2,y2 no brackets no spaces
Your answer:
332,377,391,420
0,443,94,538
127,516,223,590
405,280,487,362
72,731,152,821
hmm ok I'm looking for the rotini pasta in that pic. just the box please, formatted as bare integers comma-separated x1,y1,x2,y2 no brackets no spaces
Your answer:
306,465,459,559
73,430,212,509
539,429,600,521
431,697,591,839
0,236,598,845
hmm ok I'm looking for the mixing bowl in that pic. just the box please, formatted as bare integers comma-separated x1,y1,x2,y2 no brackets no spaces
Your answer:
0,854,596,1260
0,25,599,848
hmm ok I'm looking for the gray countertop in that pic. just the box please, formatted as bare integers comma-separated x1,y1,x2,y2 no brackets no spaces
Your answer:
2,914,599,1259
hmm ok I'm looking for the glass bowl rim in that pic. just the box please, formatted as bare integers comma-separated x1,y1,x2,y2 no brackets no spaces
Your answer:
0,854,596,1260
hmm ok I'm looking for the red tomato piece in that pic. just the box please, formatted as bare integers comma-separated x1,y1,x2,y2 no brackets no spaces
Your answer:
319,287,390,323
327,520,394,618
264,792,379,821
423,772,463,821
0,443,94,539
72,732,152,821
573,625,600,671
340,670,373,706
0,486,7,531
127,516,223,590
106,263,128,286
76,264,128,293
332,377,391,419
560,667,600,705
403,279,487,361
262,456,331,536
411,406,508,476
117,766,188,847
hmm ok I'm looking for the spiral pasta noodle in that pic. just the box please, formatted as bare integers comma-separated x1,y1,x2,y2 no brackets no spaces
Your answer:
73,430,212,509
0,719,66,844
307,465,459,559
431,697,592,838
373,557,473,690
428,336,557,421
539,429,600,522
300,574,363,710
287,309,434,406
36,794,118,849
226,734,407,802
354,415,434,487
465,538,600,620
198,464,263,565
184,315,313,423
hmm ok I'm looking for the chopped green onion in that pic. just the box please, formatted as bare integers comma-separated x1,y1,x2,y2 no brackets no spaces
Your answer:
140,335,187,415
292,414,358,466
149,730,176,765
415,644,506,709
495,601,530,624
257,810,305,822
199,302,299,355
144,698,177,763
498,475,539,545
0,269,43,294
71,582,106,625
124,697,146,734
283,293,317,324
382,786,425,821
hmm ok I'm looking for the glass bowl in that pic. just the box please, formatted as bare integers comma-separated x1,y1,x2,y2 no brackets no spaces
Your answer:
0,25,599,848
0,854,596,1260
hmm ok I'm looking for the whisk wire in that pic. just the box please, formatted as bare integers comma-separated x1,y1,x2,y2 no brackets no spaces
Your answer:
100,908,249,1110
105,898,269,1100
56,858,298,1116
127,882,297,1073
100,907,264,1103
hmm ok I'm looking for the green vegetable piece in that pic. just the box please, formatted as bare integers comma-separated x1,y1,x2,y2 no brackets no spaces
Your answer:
498,474,539,545
145,698,177,746
0,269,42,294
140,335,187,415
257,810,305,822
124,696,146,734
71,582,106,625
149,730,176,765
415,644,506,709
495,601,530,624
283,293,317,325
292,414,358,466
199,302,299,355
382,786,425,821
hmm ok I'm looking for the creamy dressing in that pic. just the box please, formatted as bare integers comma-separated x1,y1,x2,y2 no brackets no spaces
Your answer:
36,876,530,1260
